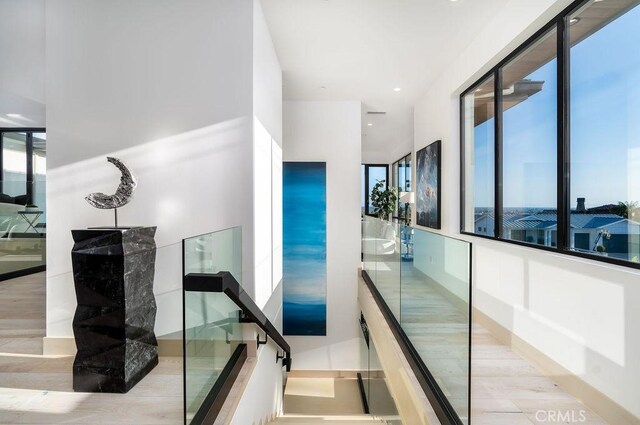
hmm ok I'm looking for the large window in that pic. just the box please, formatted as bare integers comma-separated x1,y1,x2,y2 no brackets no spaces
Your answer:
0,129,47,278
569,1,640,263
501,28,558,246
462,76,495,236
392,153,411,222
362,164,389,217
461,0,640,268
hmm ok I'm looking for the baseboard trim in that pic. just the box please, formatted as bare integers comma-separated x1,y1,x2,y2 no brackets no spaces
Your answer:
43,337,183,357
474,308,640,425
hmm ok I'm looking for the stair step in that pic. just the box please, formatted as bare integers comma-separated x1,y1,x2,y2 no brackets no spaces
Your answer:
268,415,382,424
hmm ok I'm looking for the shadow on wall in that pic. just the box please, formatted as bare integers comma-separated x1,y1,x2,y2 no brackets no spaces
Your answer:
46,117,253,339
472,241,640,419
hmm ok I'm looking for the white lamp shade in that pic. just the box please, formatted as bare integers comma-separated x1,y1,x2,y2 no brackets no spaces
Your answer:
399,191,415,204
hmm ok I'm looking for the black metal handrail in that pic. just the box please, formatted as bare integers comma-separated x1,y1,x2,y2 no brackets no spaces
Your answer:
362,270,464,425
184,271,291,371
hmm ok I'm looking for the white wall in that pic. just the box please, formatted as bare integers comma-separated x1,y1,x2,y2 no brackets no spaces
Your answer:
0,0,45,127
253,0,282,147
46,0,255,338
229,281,284,425
283,101,362,370
412,0,640,418
252,0,283,311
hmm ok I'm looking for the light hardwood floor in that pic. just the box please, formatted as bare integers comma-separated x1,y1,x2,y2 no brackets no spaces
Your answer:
0,272,46,356
0,272,183,425
0,268,611,425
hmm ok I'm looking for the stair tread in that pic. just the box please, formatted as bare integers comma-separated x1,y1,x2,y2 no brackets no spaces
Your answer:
268,415,381,424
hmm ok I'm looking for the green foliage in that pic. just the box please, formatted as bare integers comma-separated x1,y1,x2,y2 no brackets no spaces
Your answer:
370,180,397,220
613,201,639,220
596,245,606,253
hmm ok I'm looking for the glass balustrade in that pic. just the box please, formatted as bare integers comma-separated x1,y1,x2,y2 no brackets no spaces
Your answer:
184,226,242,283
183,227,244,425
0,180,46,276
362,217,471,424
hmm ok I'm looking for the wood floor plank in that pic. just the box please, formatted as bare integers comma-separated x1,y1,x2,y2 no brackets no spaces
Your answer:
0,272,183,424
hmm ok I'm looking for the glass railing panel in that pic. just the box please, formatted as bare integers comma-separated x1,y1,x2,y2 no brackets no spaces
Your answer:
0,180,46,276
184,291,242,424
368,336,401,423
362,217,471,424
362,216,378,285
184,226,242,285
362,216,401,319
400,224,471,424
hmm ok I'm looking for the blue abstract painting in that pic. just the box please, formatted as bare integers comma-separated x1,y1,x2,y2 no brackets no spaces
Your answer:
283,162,327,336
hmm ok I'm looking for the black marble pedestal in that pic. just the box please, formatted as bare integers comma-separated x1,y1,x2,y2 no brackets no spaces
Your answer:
71,226,158,393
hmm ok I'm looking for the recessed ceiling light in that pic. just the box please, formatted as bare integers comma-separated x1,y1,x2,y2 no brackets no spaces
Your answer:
320,86,327,90
6,113,22,118
367,123,373,127
570,17,581,25
393,87,401,92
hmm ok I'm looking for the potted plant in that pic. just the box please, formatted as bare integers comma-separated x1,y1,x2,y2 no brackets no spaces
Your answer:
25,204,39,212
370,180,397,221
596,245,607,256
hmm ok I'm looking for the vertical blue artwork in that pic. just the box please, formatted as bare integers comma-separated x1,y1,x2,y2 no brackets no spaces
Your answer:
283,162,327,336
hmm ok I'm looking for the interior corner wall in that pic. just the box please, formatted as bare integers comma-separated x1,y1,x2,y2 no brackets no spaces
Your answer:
253,0,282,147
282,101,362,370
0,0,46,127
252,0,283,313
412,0,640,418
45,0,255,340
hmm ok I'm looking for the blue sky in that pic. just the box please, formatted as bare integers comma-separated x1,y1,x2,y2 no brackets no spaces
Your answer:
474,4,640,209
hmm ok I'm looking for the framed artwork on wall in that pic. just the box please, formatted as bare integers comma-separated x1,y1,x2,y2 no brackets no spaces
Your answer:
282,162,327,336
416,140,441,229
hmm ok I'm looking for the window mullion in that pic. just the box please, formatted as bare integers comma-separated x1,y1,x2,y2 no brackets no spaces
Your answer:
494,69,504,239
557,18,570,252
26,132,34,205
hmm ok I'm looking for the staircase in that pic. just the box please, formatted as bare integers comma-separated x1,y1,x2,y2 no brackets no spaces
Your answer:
266,376,395,425
268,415,384,424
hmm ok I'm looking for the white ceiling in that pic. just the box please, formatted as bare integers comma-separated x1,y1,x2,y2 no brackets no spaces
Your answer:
261,0,509,160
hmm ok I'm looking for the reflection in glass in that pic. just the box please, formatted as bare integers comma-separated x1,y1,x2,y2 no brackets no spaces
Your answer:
501,28,558,246
0,131,46,276
569,0,640,264
391,162,398,216
362,216,400,319
363,217,471,424
2,133,27,197
368,336,400,423
462,76,495,235
184,291,241,423
184,227,243,285
32,133,47,223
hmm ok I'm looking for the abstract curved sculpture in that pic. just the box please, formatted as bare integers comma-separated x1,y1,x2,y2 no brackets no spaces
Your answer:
85,157,137,209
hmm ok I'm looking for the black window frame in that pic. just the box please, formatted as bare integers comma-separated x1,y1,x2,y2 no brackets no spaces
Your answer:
363,163,389,217
459,0,640,271
391,152,412,221
0,127,46,205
